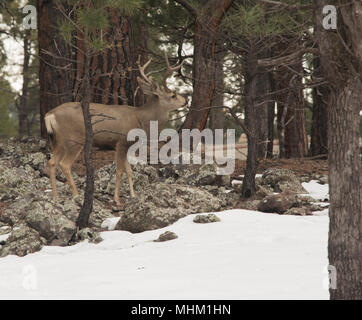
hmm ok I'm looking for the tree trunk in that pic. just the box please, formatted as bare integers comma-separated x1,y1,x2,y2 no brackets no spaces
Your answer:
181,0,233,131
275,51,308,158
310,49,328,156
241,48,260,197
266,72,275,158
316,0,362,299
18,29,31,137
327,79,362,299
256,50,272,159
76,29,94,229
209,40,225,136
38,0,74,137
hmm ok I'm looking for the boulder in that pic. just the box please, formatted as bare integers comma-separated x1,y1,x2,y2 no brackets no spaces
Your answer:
257,192,296,214
25,201,76,246
154,231,178,242
193,213,221,223
115,183,222,233
260,168,306,194
0,225,45,257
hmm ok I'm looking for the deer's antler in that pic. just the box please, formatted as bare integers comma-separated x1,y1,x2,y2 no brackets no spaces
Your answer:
137,55,153,84
162,50,185,93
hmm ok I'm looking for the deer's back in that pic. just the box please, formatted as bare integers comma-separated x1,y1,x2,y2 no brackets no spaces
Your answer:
47,102,139,149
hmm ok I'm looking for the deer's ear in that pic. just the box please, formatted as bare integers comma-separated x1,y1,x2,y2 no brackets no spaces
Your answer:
137,77,159,96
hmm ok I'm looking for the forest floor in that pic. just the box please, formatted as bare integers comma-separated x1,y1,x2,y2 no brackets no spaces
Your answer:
72,149,328,179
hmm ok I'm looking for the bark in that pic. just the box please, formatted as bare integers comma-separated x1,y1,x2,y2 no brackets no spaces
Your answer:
316,0,362,299
209,40,225,136
275,46,308,158
256,50,272,159
181,0,233,131
38,0,74,137
266,72,275,158
76,29,94,229
310,56,328,156
241,43,274,197
18,29,31,137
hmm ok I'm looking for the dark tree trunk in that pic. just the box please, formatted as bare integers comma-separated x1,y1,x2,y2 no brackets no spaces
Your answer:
181,0,233,131
38,0,74,137
316,0,362,299
266,72,275,158
255,50,272,159
310,56,328,156
209,40,225,135
76,30,94,229
18,29,31,137
275,51,308,158
241,46,268,197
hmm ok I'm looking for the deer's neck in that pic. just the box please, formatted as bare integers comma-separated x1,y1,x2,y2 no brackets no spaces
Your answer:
136,97,169,132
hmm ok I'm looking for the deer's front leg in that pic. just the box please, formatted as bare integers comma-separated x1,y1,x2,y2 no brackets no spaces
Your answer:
114,144,124,205
124,158,135,198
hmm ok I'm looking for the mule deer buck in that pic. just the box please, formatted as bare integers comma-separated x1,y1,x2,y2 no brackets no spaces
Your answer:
45,52,185,205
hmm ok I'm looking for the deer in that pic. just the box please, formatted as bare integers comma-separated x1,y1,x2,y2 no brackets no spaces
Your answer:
44,52,186,205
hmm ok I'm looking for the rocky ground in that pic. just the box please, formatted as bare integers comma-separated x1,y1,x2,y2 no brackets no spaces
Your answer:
0,137,329,258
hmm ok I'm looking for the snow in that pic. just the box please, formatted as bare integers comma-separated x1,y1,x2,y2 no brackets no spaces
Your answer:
0,181,330,299
0,233,10,242
302,180,329,201
101,217,121,231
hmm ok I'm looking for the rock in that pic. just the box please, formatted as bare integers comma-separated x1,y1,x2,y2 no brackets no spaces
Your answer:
257,193,296,214
261,168,306,194
255,185,273,198
285,207,311,216
193,214,220,223
115,183,222,233
154,231,178,242
239,199,260,211
76,228,103,244
0,225,45,257
25,201,76,246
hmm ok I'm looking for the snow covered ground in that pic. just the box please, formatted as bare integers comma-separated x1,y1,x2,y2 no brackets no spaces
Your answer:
0,181,329,300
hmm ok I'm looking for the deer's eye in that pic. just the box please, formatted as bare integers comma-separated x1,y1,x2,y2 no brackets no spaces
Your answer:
171,94,176,99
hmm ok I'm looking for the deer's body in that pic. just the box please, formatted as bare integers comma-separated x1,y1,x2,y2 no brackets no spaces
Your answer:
45,54,185,205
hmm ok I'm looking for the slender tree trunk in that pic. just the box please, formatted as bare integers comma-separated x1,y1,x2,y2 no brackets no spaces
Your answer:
310,56,328,156
316,0,362,299
266,72,275,158
209,41,225,136
275,49,308,158
18,29,30,137
181,0,233,131
76,29,94,229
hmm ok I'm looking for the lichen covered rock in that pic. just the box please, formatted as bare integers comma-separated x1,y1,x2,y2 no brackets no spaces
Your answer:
0,225,46,257
193,213,221,223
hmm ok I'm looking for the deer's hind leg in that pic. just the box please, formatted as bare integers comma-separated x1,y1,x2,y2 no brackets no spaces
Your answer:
49,148,64,198
59,144,83,197
114,142,135,205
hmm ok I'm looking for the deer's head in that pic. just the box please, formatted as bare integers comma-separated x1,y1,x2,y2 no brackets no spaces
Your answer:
136,51,186,112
